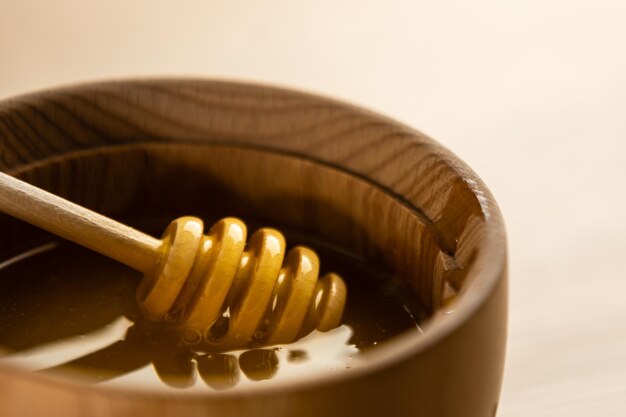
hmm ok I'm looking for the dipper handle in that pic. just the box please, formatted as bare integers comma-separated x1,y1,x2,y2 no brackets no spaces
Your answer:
0,171,162,273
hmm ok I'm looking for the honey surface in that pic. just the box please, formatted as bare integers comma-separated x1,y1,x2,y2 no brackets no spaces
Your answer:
0,219,425,390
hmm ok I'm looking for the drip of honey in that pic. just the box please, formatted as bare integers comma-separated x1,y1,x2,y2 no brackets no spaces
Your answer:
0,219,425,390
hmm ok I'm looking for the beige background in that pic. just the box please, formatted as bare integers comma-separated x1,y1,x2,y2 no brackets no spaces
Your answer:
1,1,625,415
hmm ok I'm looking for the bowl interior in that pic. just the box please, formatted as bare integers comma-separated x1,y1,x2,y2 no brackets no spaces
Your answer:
0,142,452,386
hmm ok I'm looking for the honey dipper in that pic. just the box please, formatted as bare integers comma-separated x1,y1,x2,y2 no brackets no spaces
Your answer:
0,171,346,348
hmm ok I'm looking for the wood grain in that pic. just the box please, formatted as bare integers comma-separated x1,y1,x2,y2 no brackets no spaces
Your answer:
0,80,507,417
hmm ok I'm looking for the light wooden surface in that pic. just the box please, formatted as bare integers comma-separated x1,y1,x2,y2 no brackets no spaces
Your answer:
0,1,624,416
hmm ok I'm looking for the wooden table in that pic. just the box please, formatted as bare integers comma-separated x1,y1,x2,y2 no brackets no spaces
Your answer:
1,1,625,415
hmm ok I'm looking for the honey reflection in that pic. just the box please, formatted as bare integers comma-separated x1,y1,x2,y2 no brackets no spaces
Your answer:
197,354,240,389
41,318,280,389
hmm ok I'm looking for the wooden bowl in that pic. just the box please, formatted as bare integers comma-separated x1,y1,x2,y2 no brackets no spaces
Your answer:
0,79,507,417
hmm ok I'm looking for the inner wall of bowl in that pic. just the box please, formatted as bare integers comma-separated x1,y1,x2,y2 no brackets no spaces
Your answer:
0,143,466,313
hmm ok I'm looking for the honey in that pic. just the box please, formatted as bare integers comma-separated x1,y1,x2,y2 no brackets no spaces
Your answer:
0,217,426,390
